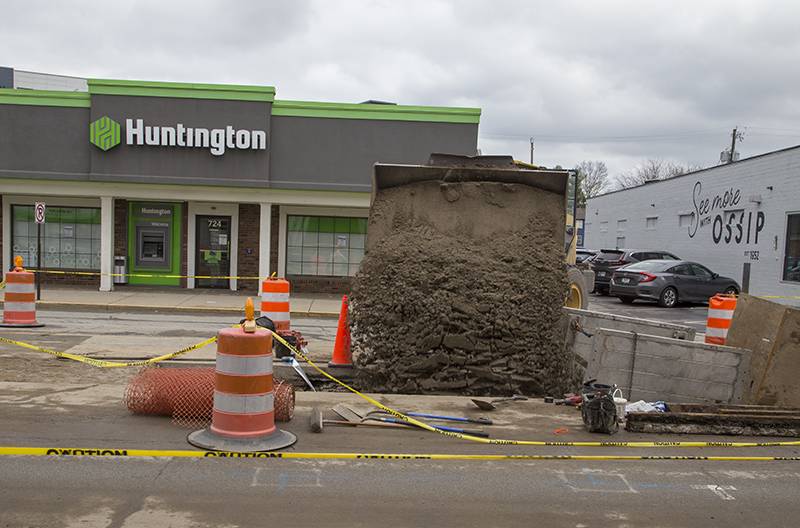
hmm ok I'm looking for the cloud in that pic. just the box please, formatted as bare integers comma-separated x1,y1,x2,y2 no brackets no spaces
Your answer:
3,0,800,177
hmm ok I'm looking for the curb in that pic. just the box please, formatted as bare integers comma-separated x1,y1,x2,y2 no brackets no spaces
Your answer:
23,301,339,317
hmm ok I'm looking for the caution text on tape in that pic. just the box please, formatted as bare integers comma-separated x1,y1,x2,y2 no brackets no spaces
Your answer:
1,446,799,462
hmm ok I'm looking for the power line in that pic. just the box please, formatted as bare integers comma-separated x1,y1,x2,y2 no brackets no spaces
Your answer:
482,126,800,144
481,128,730,143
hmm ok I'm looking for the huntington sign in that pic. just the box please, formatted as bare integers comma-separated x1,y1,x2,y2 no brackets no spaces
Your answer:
89,117,267,156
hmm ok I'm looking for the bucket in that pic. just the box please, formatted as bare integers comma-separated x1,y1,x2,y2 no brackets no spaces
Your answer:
612,388,627,423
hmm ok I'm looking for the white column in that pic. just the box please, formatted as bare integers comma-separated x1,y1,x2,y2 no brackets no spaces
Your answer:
259,203,272,282
99,196,114,292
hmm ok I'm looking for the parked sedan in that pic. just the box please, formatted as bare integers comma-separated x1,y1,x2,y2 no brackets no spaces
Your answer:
609,259,740,307
591,248,680,295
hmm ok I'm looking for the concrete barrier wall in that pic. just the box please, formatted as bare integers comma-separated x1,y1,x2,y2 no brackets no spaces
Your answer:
564,307,697,365
725,294,800,406
586,328,751,404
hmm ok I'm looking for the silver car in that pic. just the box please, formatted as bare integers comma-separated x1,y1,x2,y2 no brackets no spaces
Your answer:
610,259,740,307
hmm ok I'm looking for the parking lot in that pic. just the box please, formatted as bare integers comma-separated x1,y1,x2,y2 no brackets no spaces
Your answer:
587,290,712,338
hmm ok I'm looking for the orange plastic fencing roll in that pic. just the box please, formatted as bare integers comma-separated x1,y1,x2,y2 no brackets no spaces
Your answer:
261,277,290,331
705,294,737,345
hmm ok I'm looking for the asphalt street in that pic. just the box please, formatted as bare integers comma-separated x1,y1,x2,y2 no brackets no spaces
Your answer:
2,296,799,527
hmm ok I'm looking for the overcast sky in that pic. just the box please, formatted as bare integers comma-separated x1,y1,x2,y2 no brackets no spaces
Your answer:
4,0,800,184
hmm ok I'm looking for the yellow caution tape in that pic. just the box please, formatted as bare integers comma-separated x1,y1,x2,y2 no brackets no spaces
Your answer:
272,331,800,449
0,446,798,461
29,269,275,280
755,295,800,300
0,335,217,367
0,279,5,290
3,326,798,449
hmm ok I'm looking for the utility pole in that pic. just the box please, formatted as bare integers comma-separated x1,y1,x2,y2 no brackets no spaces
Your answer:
730,127,744,162
530,138,534,164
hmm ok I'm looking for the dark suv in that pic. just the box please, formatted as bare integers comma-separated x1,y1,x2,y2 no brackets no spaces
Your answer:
591,249,680,295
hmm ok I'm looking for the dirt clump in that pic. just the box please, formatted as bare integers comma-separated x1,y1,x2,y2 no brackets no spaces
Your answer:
349,178,581,397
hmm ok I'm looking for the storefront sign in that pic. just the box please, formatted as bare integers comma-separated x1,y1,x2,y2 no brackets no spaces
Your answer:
134,204,174,219
90,117,267,156
688,181,765,245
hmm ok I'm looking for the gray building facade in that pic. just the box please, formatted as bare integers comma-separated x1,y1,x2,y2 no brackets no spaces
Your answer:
1,73,480,293
585,146,800,307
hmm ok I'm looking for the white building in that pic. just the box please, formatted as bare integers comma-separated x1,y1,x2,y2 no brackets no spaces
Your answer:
585,145,800,307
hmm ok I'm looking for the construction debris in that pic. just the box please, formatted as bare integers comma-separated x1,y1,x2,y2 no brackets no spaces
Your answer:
625,403,800,437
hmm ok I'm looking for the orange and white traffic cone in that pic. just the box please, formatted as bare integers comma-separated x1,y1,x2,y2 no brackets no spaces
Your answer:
328,295,354,368
1,256,44,328
260,276,290,332
705,294,737,345
188,298,297,452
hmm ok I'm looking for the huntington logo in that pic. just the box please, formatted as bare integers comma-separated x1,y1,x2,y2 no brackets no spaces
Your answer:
88,116,267,156
90,117,121,151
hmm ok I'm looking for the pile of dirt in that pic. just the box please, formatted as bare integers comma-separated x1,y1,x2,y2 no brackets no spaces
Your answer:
349,179,581,397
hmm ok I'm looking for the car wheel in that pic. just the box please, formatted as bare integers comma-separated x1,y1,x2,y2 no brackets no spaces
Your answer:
723,286,738,296
598,287,610,296
619,296,635,304
658,287,678,308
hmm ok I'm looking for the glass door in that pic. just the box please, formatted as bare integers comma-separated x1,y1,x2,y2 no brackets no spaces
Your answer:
196,215,231,288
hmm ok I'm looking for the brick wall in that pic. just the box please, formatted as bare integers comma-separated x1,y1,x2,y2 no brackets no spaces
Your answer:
237,203,260,292
0,195,3,271
180,202,188,288
287,276,352,294
270,206,279,274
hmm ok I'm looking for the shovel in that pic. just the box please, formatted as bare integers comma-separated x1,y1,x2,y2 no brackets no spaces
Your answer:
309,407,411,433
367,410,493,425
333,404,489,437
291,358,316,392
471,394,528,410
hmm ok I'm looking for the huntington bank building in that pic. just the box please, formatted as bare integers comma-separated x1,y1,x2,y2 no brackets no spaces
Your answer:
0,68,480,293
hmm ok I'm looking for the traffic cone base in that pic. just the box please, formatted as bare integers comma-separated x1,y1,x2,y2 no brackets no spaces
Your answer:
188,427,297,453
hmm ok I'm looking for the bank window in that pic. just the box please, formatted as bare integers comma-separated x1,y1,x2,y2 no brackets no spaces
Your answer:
784,214,800,282
11,205,102,269
286,216,367,277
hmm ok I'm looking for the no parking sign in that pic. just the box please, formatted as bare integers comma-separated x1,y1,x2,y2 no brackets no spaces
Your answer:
35,202,46,224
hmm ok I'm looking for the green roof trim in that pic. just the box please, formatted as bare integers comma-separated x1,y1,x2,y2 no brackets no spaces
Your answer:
272,100,481,124
0,89,91,108
87,79,276,102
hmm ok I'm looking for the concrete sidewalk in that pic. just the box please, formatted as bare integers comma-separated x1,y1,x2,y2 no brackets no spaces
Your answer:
6,284,344,317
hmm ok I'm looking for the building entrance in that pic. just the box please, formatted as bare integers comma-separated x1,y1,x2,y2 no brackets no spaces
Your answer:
196,215,231,288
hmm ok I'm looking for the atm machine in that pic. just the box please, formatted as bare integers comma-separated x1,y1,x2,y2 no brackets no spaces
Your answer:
127,203,182,286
